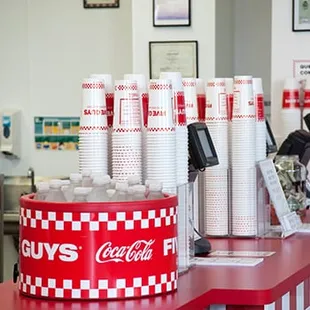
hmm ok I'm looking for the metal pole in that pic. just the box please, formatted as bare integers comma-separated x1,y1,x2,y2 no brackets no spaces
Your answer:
0,174,4,283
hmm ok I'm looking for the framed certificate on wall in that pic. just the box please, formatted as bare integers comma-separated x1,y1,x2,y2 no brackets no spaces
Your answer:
149,40,198,79
83,0,119,9
153,0,191,27
293,0,310,31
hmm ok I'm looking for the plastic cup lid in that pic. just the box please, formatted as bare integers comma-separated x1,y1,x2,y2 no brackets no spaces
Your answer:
149,182,163,191
115,182,129,191
124,74,146,90
127,175,140,185
49,179,62,189
132,185,146,193
61,185,70,191
81,170,92,177
106,189,116,197
93,176,110,186
145,179,159,186
70,173,82,181
74,187,92,195
36,182,49,191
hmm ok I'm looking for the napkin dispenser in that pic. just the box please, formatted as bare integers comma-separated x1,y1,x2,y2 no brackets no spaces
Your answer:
0,109,21,158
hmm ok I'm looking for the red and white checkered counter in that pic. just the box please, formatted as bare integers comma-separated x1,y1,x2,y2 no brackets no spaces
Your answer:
2,233,310,309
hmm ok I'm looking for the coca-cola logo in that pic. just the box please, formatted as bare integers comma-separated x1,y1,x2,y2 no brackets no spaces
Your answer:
95,239,155,264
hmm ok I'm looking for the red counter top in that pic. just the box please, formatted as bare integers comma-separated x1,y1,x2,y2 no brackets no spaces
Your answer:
2,233,310,310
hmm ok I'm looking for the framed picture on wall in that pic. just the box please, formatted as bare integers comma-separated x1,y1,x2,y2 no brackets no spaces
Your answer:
153,0,191,27
149,40,198,79
293,0,310,31
83,0,119,9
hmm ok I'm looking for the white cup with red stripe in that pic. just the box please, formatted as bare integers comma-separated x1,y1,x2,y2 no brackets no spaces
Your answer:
196,78,206,122
253,78,266,162
183,78,199,125
90,74,114,127
206,78,227,121
124,74,149,128
232,76,255,121
225,78,234,122
147,79,174,131
79,78,108,133
113,80,141,131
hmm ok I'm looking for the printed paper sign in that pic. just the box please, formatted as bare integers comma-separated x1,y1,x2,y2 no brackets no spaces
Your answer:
34,116,79,151
193,257,264,267
293,60,310,78
208,250,275,258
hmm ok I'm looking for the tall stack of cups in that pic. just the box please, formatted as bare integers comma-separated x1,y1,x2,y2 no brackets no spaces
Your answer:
183,78,199,125
253,78,266,162
225,78,234,234
90,74,114,176
79,78,108,174
160,72,188,186
204,79,229,236
196,78,206,123
225,78,234,163
303,77,310,129
281,78,301,138
124,74,149,183
231,76,257,236
146,79,189,274
112,80,142,182
182,78,198,265
146,79,177,193
196,78,206,235
159,72,189,273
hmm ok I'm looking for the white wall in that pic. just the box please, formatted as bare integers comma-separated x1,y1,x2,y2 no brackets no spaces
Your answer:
233,0,272,101
131,0,216,81
215,0,234,78
0,0,132,177
271,0,310,140
0,0,29,175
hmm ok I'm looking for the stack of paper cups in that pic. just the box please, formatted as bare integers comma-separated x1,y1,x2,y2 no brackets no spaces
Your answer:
225,78,234,233
196,78,206,235
112,80,142,182
281,78,301,138
303,77,310,129
146,79,176,193
196,78,206,122
90,74,114,176
253,78,266,162
231,76,257,236
204,78,229,236
124,74,149,183
183,78,199,125
160,72,188,186
79,78,108,174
